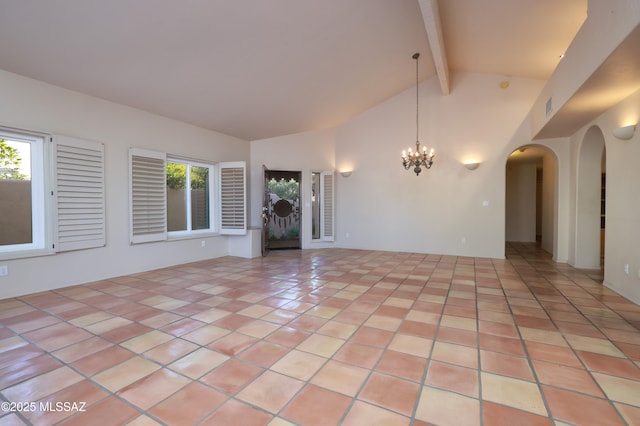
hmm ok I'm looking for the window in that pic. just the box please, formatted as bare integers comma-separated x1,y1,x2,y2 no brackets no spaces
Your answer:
129,148,245,244
0,128,47,255
0,127,105,258
166,158,213,235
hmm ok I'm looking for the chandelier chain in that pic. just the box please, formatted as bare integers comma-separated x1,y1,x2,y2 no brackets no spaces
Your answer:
416,52,419,143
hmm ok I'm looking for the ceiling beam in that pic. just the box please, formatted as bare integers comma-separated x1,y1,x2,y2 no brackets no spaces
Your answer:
418,0,450,95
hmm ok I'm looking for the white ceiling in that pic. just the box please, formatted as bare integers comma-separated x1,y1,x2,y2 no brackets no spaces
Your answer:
0,0,588,141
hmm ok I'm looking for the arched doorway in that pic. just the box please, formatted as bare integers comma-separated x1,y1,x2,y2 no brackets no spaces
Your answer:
575,126,606,270
505,145,558,257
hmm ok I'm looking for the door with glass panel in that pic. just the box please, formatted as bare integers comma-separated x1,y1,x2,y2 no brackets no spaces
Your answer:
263,170,301,250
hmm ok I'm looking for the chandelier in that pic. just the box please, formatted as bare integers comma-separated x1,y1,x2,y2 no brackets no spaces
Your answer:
401,52,434,176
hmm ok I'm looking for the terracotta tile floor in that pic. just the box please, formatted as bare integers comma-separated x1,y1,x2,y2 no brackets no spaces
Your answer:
1,243,640,425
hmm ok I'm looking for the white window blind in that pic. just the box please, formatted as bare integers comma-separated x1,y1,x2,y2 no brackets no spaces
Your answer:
219,161,246,235
129,148,167,244
322,170,334,241
54,135,105,252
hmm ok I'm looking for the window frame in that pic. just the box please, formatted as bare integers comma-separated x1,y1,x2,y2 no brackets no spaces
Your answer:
0,127,51,258
166,156,216,238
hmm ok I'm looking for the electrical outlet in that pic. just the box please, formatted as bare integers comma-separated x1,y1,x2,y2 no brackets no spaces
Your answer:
0,265,8,277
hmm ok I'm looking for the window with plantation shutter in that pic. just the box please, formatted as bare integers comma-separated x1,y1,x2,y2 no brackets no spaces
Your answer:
219,161,246,235
128,148,245,242
322,170,334,241
54,136,105,251
129,148,167,244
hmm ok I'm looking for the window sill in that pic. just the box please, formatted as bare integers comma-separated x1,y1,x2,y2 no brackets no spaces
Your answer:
0,247,56,261
167,231,221,242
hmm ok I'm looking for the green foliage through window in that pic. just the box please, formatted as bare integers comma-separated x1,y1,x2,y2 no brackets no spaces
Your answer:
267,178,299,201
0,138,27,180
166,163,209,190
166,162,186,189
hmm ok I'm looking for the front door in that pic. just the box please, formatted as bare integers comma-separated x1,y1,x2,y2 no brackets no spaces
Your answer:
263,170,301,250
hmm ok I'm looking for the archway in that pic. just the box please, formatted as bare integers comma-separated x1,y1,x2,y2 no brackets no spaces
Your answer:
575,126,606,270
505,145,558,257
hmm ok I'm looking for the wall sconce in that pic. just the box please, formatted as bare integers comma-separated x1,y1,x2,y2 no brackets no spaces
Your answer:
340,170,352,178
613,124,636,140
463,162,480,170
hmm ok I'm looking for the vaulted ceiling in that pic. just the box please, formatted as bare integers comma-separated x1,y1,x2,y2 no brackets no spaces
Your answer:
0,0,589,141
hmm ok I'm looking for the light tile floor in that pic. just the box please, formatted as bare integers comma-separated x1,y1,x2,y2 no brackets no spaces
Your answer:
1,243,639,425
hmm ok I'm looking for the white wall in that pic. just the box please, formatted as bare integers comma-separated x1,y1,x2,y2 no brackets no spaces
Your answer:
541,151,556,254
0,70,249,299
574,126,605,269
576,89,640,303
505,161,537,242
332,72,545,258
249,129,336,249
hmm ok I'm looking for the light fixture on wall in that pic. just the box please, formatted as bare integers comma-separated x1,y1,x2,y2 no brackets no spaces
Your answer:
463,162,480,170
612,124,636,140
340,170,352,178
401,52,434,176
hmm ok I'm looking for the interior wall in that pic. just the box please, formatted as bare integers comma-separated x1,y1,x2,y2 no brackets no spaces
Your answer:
541,151,556,253
332,72,545,258
581,89,640,303
505,161,537,242
536,168,543,237
0,70,250,299
249,129,336,250
575,126,606,269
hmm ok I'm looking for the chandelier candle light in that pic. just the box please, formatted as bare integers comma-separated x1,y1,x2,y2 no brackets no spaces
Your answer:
402,52,434,176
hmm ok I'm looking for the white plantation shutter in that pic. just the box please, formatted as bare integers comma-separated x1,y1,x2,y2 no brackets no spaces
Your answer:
322,170,334,241
219,161,246,235
129,148,167,243
54,135,105,252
